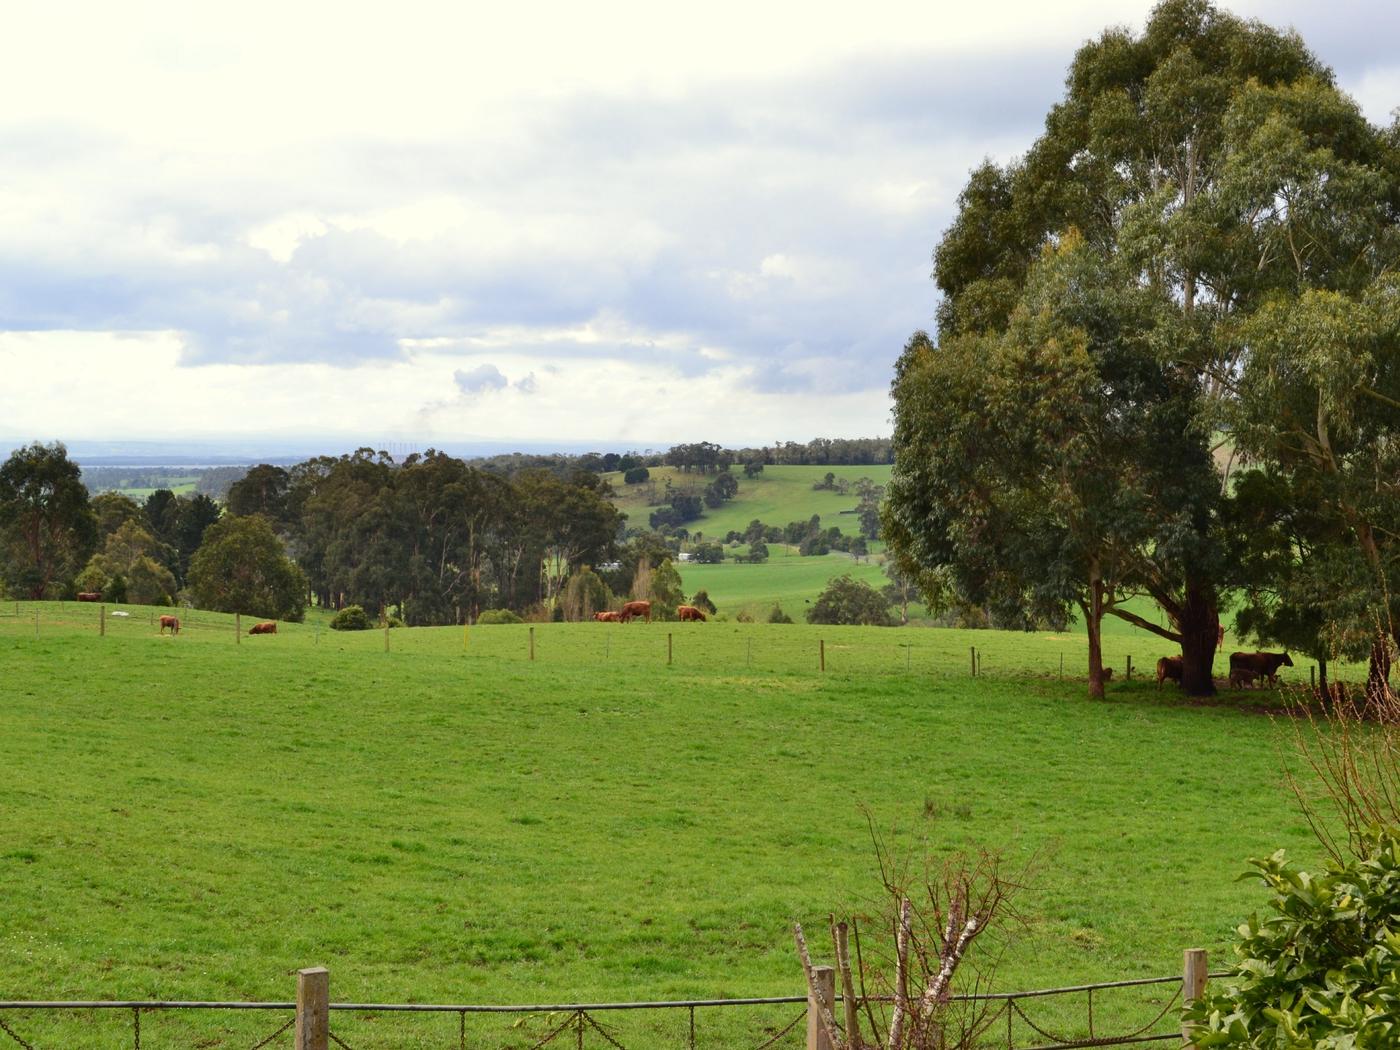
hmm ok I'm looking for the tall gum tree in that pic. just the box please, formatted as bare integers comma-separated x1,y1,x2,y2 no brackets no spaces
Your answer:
890,0,1346,695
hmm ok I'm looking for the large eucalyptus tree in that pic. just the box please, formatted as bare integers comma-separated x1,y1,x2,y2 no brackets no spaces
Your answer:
888,0,1399,696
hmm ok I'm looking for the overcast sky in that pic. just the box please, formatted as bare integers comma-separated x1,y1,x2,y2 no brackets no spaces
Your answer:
3,1,1397,453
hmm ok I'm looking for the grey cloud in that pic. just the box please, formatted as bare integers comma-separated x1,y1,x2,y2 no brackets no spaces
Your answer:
454,364,508,394
515,372,538,394
5,8,1393,405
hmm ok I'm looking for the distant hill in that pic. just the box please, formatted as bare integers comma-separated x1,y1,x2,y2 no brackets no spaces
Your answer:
605,464,893,618
605,463,891,541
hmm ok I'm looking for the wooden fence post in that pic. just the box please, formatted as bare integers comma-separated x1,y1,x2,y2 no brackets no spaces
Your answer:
384,619,390,653
970,645,977,677
1059,652,1064,679
1182,948,1207,1050
668,632,673,666
100,605,106,637
236,611,241,644
806,964,836,1050
34,606,39,638
529,626,535,661
295,966,329,1050
1126,655,1133,681
820,639,826,672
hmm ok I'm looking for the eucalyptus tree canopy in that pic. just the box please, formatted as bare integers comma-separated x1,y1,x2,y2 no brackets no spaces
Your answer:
0,441,96,599
887,0,1397,696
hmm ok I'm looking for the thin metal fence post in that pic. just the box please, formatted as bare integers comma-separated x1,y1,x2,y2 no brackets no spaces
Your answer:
819,639,825,672
970,645,976,677
236,612,241,644
668,632,673,666
100,604,106,637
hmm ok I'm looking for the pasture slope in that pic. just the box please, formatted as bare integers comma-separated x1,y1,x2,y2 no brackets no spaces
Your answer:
606,465,892,618
0,602,1322,1048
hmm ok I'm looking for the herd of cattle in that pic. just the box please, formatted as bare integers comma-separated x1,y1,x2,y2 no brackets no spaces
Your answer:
591,600,708,623
1155,650,1294,689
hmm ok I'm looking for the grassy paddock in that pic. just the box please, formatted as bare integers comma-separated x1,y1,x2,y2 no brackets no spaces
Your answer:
0,604,1330,1047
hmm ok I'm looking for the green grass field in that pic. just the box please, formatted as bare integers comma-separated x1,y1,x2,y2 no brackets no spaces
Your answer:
0,600,1331,1047
605,464,891,541
678,547,886,620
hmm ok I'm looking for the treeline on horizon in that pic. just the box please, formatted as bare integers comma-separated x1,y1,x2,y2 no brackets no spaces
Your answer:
8,439,894,627
76,437,895,499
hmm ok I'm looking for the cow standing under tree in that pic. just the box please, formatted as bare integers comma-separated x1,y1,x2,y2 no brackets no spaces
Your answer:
1229,650,1293,687
1156,656,1183,689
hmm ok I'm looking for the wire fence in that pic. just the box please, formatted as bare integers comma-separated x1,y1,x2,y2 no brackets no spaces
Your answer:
0,600,1346,691
0,970,1215,1050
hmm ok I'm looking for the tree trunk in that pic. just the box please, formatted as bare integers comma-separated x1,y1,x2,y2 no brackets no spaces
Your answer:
1366,635,1392,708
1317,656,1329,703
1177,578,1218,697
1083,565,1106,700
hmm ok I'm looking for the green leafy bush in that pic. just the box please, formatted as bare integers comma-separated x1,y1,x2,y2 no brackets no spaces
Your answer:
768,603,794,624
806,574,894,626
1184,825,1400,1048
329,605,371,631
476,608,523,625
623,466,650,484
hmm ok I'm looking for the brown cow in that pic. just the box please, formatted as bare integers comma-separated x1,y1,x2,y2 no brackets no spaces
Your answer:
76,592,102,602
593,611,621,622
1229,650,1293,686
1228,667,1261,689
619,600,652,623
249,621,277,635
158,615,180,635
1156,655,1183,689
677,605,707,622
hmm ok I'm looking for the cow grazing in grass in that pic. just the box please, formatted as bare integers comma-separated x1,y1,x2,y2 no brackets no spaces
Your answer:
249,621,277,635
1229,650,1293,686
1156,655,1183,689
594,611,621,622
158,615,180,635
76,592,101,602
619,600,651,623
677,605,706,622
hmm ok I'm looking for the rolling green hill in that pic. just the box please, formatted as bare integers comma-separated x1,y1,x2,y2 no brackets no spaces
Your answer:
605,464,891,542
